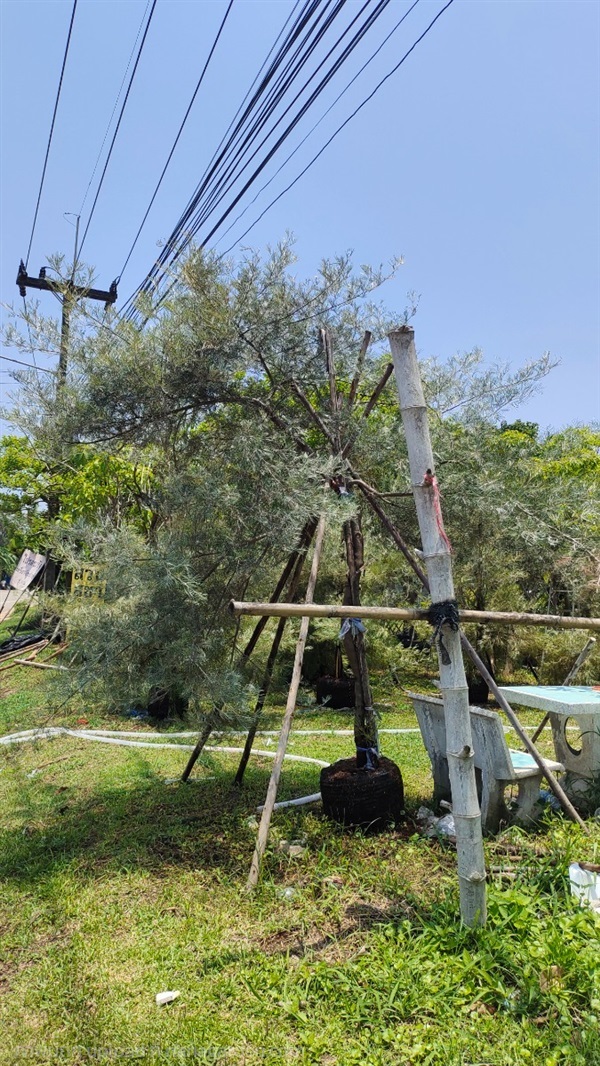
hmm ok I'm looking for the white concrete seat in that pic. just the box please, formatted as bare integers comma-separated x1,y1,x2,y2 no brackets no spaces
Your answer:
408,692,565,833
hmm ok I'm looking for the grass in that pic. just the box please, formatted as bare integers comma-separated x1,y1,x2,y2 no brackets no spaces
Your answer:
1,651,599,1065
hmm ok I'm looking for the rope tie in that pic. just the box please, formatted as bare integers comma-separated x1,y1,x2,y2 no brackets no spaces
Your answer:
426,599,460,665
423,469,452,552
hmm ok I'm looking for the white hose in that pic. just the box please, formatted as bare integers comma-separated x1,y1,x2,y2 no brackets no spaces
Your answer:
0,727,329,768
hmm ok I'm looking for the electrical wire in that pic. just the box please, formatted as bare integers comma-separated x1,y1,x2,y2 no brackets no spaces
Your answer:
122,0,397,317
118,0,305,284
0,355,55,374
214,0,421,249
120,0,338,314
118,0,235,279
25,0,78,267
189,0,394,249
77,0,158,258
79,0,153,217
220,0,455,256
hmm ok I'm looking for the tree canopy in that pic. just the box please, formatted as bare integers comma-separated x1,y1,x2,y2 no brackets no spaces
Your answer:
2,239,598,719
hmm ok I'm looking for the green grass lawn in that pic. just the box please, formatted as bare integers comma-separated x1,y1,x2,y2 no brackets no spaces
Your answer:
1,652,599,1066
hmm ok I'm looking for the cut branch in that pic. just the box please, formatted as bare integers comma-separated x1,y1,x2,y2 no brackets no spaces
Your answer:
289,381,335,446
348,330,371,407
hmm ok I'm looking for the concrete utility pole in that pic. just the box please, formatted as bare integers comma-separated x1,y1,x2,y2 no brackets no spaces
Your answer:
16,233,117,588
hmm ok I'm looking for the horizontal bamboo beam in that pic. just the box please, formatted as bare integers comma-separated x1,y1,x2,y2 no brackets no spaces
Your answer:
230,601,600,632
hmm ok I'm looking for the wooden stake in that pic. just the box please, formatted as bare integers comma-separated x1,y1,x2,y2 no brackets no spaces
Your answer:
181,520,317,782
348,331,372,407
389,325,487,927
234,525,316,786
246,515,327,891
341,516,378,759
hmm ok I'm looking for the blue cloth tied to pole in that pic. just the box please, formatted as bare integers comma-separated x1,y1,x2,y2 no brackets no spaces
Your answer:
339,617,366,639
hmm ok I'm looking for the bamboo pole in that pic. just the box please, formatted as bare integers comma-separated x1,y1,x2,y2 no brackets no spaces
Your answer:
531,637,596,743
389,325,486,927
246,515,327,891
234,526,315,785
229,601,600,632
181,520,317,782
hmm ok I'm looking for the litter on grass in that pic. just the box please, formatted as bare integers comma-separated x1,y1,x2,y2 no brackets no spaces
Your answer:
569,863,600,914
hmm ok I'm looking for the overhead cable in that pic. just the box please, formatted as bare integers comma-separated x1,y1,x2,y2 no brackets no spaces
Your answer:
79,0,153,217
25,0,78,267
77,0,158,258
215,0,421,249
220,0,455,255
121,0,341,314
0,355,55,374
118,0,235,279
123,0,396,317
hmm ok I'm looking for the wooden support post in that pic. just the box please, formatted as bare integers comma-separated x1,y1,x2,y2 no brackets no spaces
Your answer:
389,325,487,927
246,515,327,891
234,525,316,786
348,330,372,407
181,520,317,782
240,518,317,664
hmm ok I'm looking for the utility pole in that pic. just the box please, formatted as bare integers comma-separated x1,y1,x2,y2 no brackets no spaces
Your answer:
15,236,118,588
16,260,117,387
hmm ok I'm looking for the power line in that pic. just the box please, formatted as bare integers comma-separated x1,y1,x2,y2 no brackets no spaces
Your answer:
25,0,78,267
0,355,55,374
120,0,337,314
215,0,421,250
79,0,153,217
118,0,306,284
118,0,235,280
123,0,397,317
220,0,455,256
77,0,158,259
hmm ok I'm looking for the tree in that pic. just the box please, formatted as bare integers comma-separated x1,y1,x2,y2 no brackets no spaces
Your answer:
4,238,597,729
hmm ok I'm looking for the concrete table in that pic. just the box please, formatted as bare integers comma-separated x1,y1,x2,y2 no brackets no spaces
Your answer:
497,685,600,799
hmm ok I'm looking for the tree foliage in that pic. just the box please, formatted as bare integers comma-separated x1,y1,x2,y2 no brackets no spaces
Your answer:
2,239,598,716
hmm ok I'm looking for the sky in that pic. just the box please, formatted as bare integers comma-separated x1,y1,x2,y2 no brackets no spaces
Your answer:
1,0,599,434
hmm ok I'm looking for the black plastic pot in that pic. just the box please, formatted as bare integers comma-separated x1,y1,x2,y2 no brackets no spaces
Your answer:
320,756,404,830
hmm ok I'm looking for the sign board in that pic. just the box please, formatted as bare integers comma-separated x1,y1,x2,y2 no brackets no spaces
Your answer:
70,567,106,601
10,549,47,590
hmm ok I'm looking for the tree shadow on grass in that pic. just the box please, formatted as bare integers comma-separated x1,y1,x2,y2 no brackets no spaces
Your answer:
0,759,322,887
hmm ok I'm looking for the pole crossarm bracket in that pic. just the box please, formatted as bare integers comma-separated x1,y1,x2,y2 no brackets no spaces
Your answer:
17,261,118,308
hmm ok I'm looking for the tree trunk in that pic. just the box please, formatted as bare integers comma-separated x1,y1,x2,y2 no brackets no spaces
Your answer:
342,516,378,763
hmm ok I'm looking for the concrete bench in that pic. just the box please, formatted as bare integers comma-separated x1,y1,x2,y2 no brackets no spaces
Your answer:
408,692,565,833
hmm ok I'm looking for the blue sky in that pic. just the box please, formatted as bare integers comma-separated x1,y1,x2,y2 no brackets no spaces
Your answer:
1,0,598,432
